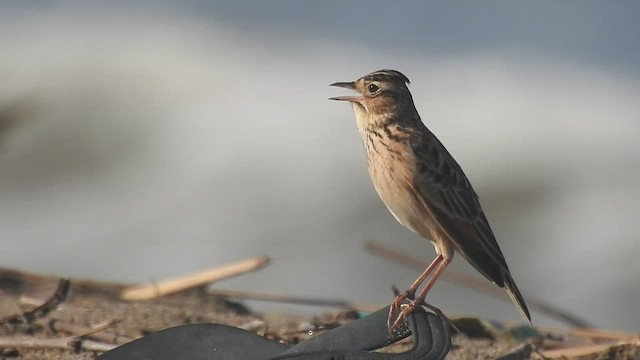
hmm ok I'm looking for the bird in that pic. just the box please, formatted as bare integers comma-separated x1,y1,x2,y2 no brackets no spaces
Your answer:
329,69,531,330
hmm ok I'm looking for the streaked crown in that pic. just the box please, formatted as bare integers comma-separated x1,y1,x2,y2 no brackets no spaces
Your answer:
361,69,411,87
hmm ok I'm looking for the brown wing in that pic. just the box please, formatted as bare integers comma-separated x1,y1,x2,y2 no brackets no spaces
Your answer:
408,121,532,322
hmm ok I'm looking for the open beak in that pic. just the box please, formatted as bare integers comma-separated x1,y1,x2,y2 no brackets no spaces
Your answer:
329,81,360,102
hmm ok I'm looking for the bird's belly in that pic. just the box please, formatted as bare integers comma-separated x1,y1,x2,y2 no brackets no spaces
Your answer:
367,156,435,236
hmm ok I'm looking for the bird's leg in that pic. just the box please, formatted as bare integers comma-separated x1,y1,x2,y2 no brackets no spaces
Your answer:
390,257,451,331
387,254,444,329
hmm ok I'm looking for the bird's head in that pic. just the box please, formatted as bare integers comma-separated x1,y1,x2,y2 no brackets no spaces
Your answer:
330,69,414,117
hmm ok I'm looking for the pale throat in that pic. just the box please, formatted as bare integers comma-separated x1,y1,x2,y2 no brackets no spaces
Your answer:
350,102,393,139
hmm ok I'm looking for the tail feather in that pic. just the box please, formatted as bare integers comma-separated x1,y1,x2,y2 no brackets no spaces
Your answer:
502,270,532,324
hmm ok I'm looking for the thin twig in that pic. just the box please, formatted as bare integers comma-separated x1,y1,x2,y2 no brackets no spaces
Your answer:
121,257,270,301
495,343,533,360
46,319,133,345
237,319,266,332
0,279,71,325
208,288,379,312
365,241,593,328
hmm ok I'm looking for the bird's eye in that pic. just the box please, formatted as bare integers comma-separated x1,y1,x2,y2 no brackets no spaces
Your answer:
368,83,380,94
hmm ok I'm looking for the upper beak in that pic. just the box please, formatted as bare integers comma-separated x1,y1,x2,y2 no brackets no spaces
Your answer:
329,81,359,102
330,81,356,90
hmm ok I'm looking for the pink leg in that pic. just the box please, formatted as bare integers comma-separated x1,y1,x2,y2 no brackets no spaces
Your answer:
390,257,451,331
387,255,444,329
407,254,444,296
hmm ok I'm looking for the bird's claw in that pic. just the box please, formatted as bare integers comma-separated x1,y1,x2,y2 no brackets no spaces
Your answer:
387,288,416,331
389,302,419,332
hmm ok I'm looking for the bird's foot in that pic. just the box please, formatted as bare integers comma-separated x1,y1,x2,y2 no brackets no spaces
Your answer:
387,286,416,331
389,299,421,332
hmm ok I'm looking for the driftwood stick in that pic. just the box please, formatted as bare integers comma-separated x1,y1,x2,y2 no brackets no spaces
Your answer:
535,324,640,341
535,340,640,359
80,340,118,352
567,327,640,341
0,335,116,352
208,288,379,312
121,256,270,301
365,241,593,328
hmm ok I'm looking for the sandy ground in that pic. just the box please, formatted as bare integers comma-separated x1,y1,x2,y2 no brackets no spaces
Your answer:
0,268,637,360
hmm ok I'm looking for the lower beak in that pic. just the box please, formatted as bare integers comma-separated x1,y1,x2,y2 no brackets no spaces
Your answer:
329,95,360,102
329,81,359,102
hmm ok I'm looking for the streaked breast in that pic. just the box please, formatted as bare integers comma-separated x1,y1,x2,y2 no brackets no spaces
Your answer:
362,127,435,236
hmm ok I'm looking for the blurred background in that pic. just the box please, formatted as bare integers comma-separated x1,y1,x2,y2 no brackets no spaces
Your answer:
0,1,638,331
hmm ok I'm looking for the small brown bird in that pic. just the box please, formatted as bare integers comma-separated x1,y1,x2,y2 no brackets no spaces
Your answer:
330,69,531,329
